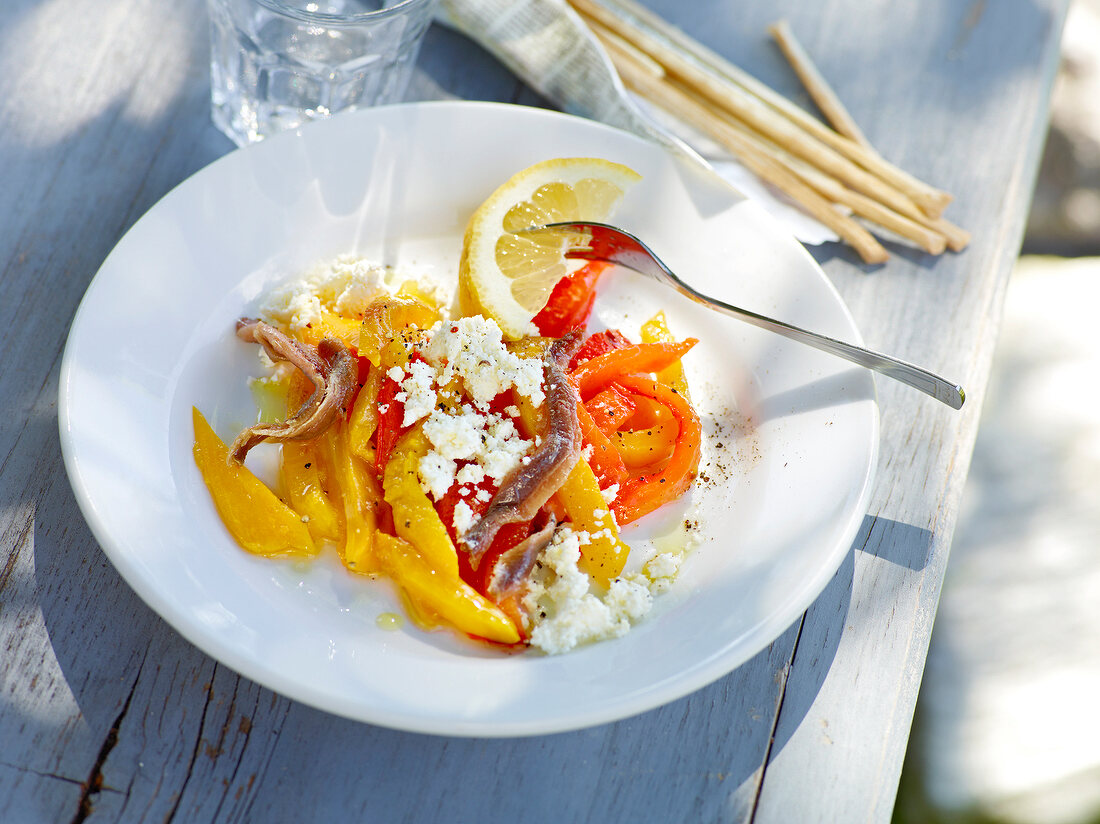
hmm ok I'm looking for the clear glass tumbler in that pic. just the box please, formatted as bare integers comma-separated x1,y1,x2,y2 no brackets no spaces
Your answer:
207,0,438,146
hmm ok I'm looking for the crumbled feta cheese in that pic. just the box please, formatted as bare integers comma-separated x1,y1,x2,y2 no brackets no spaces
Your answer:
261,255,389,331
523,528,654,655
399,360,438,427
452,501,476,536
588,527,616,544
419,404,532,499
605,577,653,620
331,269,384,316
600,483,620,504
418,451,458,500
482,417,529,479
280,292,323,333
424,316,545,408
456,463,485,487
422,404,490,463
643,551,684,594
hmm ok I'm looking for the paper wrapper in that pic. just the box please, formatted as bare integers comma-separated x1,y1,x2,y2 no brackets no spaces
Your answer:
437,0,838,244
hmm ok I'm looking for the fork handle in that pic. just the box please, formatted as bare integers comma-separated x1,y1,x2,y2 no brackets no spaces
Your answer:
655,273,966,409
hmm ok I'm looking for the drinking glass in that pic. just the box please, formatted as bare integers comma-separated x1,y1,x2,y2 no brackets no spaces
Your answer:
207,0,438,146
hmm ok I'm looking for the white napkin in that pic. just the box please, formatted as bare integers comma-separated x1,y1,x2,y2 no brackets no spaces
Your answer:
436,0,838,244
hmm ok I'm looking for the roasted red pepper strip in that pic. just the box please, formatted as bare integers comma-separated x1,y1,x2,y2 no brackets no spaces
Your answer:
570,340,698,400
471,522,531,596
437,478,533,596
373,377,405,475
533,261,610,337
436,478,488,581
576,400,629,488
610,375,702,525
569,328,632,370
585,383,637,436
433,481,467,543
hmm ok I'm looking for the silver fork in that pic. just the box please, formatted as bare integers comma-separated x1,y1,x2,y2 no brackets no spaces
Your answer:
529,221,965,409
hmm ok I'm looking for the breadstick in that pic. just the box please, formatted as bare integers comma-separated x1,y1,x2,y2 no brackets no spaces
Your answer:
767,18,870,148
568,0,953,218
604,37,889,264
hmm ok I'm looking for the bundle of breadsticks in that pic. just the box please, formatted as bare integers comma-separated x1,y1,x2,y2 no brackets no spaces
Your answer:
565,0,969,264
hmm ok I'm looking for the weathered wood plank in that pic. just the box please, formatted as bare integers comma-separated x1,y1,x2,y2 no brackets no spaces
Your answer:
772,0,1066,815
0,5,228,821
636,0,1068,818
0,763,86,824
90,629,793,824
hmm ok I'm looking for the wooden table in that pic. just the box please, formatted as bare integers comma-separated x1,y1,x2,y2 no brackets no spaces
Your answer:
0,1,1067,820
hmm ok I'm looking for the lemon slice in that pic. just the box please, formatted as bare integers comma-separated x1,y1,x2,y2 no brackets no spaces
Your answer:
457,157,642,339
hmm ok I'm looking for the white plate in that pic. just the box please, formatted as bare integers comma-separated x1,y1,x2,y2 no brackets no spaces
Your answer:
59,101,878,737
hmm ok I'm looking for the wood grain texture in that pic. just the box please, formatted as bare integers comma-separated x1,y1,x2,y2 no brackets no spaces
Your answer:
0,0,1066,821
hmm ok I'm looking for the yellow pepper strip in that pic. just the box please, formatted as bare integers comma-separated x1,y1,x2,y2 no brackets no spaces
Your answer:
296,309,363,352
381,427,460,579
640,311,691,400
555,459,631,587
348,365,383,464
512,388,631,587
614,420,678,469
510,382,546,439
321,420,381,573
621,394,671,430
281,440,343,547
374,533,520,644
192,407,316,557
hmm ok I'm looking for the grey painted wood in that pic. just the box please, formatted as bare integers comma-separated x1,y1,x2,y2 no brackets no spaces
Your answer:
0,0,1066,821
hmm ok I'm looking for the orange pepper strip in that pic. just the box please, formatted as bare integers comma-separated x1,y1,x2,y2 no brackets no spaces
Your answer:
192,407,316,557
576,401,629,488
585,383,637,436
510,374,624,485
609,376,702,526
570,340,697,400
